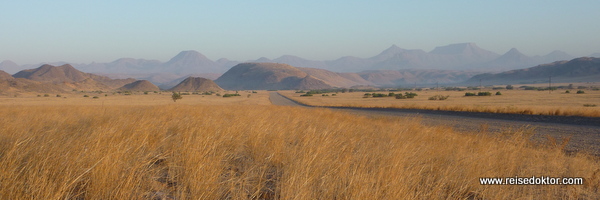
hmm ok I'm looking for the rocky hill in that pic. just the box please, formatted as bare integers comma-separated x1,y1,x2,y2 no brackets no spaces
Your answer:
169,77,223,91
467,57,600,85
0,70,12,80
118,80,160,91
6,64,137,92
296,67,374,88
215,63,332,90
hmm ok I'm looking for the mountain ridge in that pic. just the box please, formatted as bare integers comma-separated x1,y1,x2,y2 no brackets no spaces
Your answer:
466,57,600,85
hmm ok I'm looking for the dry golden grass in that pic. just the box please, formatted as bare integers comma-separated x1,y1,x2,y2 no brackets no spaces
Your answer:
280,89,600,117
0,90,271,106
0,104,599,199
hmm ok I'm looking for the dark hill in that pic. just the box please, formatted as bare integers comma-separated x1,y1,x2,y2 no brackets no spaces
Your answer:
118,80,160,91
215,63,332,90
169,77,223,91
467,57,600,85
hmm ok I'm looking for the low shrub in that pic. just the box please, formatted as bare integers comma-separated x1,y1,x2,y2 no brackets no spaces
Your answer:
92,96,99,99
495,91,502,95
44,94,50,97
465,92,476,96
300,93,313,97
371,93,387,98
395,94,406,99
565,90,570,93
478,92,492,96
428,95,449,100
583,104,597,107
404,92,418,98
222,93,241,97
83,95,89,97
577,90,585,94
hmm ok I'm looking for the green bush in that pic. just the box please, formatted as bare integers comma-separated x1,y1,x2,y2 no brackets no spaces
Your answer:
565,90,570,93
371,93,387,97
465,92,476,96
428,95,449,100
222,93,241,97
577,90,585,94
300,93,313,97
171,92,182,102
83,95,89,97
495,91,502,95
395,94,406,99
506,85,514,90
44,94,50,97
92,96,99,99
583,104,597,107
404,92,418,98
478,92,492,96
56,94,61,97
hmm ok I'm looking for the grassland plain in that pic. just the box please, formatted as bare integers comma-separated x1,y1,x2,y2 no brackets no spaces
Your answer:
0,90,271,106
0,93,599,199
280,88,600,117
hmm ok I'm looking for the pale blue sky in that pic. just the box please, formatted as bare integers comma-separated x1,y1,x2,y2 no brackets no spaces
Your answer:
2,0,599,64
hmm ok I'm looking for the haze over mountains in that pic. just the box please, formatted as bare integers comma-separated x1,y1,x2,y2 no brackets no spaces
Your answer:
1,43,599,91
466,57,600,85
2,43,594,81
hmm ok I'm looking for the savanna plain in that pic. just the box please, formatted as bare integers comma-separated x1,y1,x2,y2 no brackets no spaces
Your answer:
0,90,599,199
280,84,600,117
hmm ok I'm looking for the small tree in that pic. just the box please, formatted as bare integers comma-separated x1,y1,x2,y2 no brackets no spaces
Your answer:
506,85,514,90
172,92,183,102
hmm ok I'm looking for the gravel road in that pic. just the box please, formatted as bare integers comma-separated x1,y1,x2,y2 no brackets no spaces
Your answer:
270,92,600,156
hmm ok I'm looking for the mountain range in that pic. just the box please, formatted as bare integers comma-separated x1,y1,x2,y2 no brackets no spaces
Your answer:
2,43,596,86
466,57,600,85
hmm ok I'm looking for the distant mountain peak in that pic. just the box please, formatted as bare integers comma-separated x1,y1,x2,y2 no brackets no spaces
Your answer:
381,44,406,54
430,42,482,54
169,50,209,61
506,48,522,55
1,60,18,66
162,50,222,74
371,44,407,61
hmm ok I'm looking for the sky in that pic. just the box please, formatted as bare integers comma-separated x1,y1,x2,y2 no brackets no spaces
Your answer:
2,0,600,64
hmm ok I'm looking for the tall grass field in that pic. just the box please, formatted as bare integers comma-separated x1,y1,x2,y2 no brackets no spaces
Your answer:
0,104,599,199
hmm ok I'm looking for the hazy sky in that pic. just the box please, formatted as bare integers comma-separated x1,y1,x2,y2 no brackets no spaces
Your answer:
2,0,600,64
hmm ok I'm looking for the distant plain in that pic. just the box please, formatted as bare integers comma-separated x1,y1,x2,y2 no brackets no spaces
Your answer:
281,84,600,117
